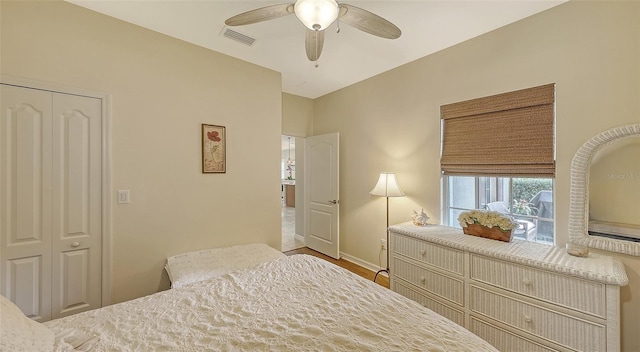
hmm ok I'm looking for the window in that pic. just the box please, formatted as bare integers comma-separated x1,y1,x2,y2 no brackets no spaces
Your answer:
443,176,554,244
440,84,556,243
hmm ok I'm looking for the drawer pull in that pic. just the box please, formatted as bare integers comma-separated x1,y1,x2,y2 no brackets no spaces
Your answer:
419,277,426,283
523,315,533,323
421,250,427,256
71,241,81,248
522,278,532,286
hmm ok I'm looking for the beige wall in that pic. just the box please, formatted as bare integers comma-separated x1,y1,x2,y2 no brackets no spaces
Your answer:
313,1,640,349
282,93,314,137
1,0,283,303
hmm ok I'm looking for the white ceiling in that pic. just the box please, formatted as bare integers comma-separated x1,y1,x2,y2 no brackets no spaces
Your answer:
66,0,566,99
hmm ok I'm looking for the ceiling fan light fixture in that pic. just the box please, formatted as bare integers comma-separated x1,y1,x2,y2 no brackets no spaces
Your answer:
294,0,339,31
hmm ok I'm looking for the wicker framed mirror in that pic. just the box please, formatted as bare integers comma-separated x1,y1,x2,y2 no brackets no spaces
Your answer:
568,124,640,256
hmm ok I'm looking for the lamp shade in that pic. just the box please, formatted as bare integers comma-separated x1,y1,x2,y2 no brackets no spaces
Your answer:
369,173,405,197
294,0,339,31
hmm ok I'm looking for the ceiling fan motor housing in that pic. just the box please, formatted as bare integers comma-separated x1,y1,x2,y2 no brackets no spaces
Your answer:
294,0,339,31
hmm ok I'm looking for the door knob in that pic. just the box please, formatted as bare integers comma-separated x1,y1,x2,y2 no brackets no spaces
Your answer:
328,200,338,204
71,241,80,248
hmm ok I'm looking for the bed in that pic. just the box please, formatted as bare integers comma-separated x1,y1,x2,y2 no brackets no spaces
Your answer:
1,245,498,351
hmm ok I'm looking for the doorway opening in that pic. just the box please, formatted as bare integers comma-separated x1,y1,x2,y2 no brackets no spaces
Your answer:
281,135,305,252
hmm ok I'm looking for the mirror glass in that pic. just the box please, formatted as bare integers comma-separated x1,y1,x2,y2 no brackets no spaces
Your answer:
588,138,640,241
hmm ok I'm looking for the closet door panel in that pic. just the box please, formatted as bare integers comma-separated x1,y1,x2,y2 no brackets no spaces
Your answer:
0,84,53,321
7,256,45,319
51,92,102,319
59,249,90,314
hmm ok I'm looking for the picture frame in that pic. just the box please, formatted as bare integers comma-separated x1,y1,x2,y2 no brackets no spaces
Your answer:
202,124,226,173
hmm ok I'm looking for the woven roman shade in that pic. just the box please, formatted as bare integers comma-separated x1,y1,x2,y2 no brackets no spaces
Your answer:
441,84,555,177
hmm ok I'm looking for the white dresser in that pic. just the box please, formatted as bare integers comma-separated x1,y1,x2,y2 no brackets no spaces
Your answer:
388,223,628,352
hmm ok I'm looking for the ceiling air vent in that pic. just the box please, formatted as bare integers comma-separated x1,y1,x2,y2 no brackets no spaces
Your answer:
221,27,256,46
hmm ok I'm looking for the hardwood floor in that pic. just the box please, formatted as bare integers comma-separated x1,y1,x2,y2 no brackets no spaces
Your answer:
284,247,389,288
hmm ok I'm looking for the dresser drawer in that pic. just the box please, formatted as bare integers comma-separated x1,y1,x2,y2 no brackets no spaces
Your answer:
393,257,464,306
394,279,465,326
470,285,606,352
470,317,560,352
470,255,606,317
392,233,464,275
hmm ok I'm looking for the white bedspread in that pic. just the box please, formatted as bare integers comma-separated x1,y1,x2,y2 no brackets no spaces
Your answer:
46,255,497,351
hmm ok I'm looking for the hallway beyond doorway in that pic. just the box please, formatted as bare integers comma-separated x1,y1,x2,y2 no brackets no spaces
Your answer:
282,205,304,252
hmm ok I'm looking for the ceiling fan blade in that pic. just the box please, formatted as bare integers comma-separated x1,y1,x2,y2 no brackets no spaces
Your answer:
305,29,325,61
338,4,401,39
225,3,294,26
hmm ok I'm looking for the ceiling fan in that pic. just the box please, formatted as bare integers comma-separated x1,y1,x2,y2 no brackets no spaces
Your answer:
225,0,401,65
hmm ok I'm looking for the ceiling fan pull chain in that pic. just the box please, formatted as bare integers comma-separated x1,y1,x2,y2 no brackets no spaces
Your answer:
337,19,341,34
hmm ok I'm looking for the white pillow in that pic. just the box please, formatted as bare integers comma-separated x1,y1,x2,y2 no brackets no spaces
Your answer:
165,243,285,288
0,295,55,352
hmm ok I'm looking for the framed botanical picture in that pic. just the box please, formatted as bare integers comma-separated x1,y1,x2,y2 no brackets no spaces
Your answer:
202,124,226,173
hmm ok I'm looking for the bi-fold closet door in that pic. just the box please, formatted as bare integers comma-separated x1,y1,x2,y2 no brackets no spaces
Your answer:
0,84,102,321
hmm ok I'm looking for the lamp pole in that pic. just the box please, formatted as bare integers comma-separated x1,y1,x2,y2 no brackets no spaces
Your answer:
373,196,391,282
370,172,403,283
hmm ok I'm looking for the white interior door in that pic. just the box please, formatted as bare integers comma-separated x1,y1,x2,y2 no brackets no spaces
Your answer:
51,92,102,319
0,85,53,321
304,132,339,259
0,84,102,321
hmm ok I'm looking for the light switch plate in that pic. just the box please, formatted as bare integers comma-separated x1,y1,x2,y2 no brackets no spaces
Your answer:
117,190,130,204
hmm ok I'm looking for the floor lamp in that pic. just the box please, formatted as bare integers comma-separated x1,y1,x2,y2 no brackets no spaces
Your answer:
370,172,404,283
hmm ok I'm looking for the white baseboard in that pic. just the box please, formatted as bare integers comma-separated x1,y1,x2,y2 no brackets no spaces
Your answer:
339,251,388,278
291,239,388,278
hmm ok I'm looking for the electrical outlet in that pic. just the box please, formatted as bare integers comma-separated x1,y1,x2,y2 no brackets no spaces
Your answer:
379,239,387,250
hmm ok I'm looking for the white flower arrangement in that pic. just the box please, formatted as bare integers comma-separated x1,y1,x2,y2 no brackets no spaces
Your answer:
458,210,518,231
